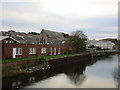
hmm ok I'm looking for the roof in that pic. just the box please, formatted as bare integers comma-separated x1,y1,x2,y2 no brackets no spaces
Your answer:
99,38,117,44
100,38,116,40
0,36,9,41
41,29,65,39
0,36,20,43
12,36,26,43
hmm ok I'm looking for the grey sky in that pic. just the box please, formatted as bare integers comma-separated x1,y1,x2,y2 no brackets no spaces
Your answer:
1,0,118,40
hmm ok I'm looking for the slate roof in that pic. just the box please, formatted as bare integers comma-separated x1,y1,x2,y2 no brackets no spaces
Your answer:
0,36,20,43
12,36,26,43
0,36,9,41
41,29,65,40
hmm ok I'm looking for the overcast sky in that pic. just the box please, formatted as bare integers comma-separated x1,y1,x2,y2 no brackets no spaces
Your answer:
1,0,118,40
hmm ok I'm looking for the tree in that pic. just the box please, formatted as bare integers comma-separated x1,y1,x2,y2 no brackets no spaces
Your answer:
65,30,88,53
61,33,69,38
28,32,38,35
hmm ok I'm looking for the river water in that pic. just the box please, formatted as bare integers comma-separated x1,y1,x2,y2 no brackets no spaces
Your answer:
2,55,119,89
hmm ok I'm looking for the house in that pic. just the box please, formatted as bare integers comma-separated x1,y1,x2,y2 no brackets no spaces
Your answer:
2,43,66,60
1,29,68,45
101,38,117,43
96,40,115,50
0,36,20,44
0,30,68,60
0,36,20,60
87,39,115,50
12,36,26,44
100,38,118,50
0,30,40,44
1,36,66,60
38,29,66,44
24,35,39,44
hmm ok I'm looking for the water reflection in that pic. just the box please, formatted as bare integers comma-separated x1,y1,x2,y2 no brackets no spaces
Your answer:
12,81,21,88
68,73,86,86
113,67,118,88
28,77,35,83
65,63,86,86
113,55,120,88
3,60,90,89
2,55,118,89
25,55,118,88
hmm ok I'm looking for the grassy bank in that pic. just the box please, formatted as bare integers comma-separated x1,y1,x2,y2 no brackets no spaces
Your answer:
2,52,89,64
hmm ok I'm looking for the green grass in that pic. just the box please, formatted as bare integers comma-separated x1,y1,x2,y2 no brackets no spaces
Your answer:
2,52,89,64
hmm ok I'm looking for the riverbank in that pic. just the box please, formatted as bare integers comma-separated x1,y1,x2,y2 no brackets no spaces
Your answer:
2,55,118,89
2,53,88,64
2,52,89,77
2,51,118,77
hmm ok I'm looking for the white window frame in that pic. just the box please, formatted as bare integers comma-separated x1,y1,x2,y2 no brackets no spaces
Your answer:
29,48,36,54
50,48,52,55
41,48,47,54
16,48,22,55
54,48,56,55
58,48,61,55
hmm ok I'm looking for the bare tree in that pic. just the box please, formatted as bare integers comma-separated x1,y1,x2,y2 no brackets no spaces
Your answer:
65,30,88,53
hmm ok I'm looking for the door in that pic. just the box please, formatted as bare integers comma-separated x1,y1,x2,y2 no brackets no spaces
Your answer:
13,48,16,58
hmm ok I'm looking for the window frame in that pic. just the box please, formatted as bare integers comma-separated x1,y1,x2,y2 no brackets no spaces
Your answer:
29,48,36,54
58,48,61,55
41,48,47,54
54,48,56,55
16,48,22,55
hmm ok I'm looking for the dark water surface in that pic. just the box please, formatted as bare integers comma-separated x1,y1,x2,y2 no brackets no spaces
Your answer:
2,55,118,89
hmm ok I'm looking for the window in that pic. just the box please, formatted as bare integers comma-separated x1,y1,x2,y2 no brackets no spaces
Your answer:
58,48,61,55
5,40,8,43
40,38,42,44
16,48,22,55
11,41,14,43
54,48,56,55
50,48,52,55
29,48,36,54
44,39,45,44
41,48,47,53
9,40,12,43
4,40,14,43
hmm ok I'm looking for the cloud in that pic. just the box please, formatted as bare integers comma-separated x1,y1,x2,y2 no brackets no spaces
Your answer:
1,0,118,39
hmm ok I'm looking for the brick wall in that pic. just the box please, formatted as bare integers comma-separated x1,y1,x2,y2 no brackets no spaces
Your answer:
49,54,92,67
2,43,67,60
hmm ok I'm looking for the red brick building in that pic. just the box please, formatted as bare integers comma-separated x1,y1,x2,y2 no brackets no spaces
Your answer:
0,36,20,44
1,36,66,60
2,43,66,60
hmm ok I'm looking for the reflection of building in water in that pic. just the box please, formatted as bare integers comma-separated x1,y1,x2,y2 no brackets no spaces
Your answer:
3,61,91,89
12,81,21,88
28,77,35,83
